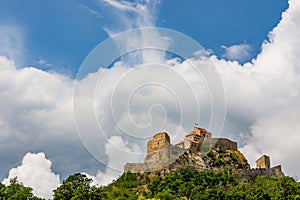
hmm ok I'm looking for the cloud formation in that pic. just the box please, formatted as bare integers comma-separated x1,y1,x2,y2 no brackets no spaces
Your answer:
0,25,24,65
221,43,252,63
2,152,60,199
103,0,140,12
0,56,102,181
0,0,300,199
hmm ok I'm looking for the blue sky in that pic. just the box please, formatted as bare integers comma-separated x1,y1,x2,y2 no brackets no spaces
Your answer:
0,0,288,75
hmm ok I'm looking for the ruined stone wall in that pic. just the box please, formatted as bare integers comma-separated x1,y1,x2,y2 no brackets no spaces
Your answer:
202,138,237,151
237,165,284,181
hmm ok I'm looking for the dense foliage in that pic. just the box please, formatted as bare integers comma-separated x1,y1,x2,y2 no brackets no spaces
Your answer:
53,173,105,200
2,168,300,199
0,177,42,200
54,168,300,200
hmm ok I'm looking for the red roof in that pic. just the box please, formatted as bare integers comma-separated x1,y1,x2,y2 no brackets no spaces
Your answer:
176,141,184,145
185,131,201,137
195,127,208,133
186,138,199,144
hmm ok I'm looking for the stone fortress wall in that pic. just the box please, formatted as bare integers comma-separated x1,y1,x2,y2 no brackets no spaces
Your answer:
238,165,284,181
124,125,284,180
201,138,238,151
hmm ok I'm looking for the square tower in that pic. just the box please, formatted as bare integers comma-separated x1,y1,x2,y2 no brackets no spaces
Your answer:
147,132,170,153
256,155,270,169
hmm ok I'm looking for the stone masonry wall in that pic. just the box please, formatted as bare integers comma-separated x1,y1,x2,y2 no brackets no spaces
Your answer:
237,165,284,181
202,138,237,151
125,144,184,173
147,132,170,153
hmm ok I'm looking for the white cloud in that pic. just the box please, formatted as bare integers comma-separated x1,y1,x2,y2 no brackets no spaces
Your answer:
237,0,300,176
0,56,102,183
101,0,164,65
102,0,139,12
2,152,60,199
83,136,143,186
221,43,252,63
37,57,53,67
78,4,103,19
0,24,24,65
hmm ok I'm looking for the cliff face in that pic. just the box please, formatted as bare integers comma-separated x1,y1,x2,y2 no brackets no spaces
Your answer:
124,144,184,173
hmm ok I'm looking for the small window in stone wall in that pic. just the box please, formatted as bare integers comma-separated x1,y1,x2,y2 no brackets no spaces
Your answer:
157,142,159,145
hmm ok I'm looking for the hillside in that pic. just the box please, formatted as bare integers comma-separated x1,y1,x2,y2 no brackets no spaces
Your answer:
51,145,298,199
52,167,300,200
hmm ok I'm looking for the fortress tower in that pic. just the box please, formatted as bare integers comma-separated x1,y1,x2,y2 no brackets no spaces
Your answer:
256,155,270,169
147,132,170,153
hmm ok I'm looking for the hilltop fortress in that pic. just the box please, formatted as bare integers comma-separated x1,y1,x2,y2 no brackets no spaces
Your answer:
124,125,284,180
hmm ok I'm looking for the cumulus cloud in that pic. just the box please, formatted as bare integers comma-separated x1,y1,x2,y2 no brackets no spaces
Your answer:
237,0,300,176
221,43,252,63
84,136,143,186
1,0,300,197
0,56,101,182
2,152,60,199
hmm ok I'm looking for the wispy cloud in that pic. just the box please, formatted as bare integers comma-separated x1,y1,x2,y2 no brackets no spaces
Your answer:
0,24,25,65
78,4,103,19
102,0,139,12
37,57,53,67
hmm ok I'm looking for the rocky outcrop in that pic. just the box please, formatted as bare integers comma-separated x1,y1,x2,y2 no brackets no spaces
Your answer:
124,145,249,173
202,148,250,170
124,130,285,180
124,144,184,173
201,138,238,151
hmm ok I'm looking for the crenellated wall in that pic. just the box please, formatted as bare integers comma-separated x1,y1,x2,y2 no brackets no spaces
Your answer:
237,165,284,181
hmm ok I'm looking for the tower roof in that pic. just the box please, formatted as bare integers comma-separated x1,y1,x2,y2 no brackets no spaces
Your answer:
185,131,201,137
256,155,270,162
186,138,200,144
176,141,184,145
194,126,208,133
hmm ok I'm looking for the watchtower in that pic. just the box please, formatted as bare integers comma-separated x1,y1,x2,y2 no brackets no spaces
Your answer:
147,132,170,153
256,155,270,169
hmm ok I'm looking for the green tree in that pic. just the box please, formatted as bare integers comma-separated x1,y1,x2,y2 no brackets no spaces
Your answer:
53,173,104,200
0,182,5,198
0,177,42,200
155,189,175,200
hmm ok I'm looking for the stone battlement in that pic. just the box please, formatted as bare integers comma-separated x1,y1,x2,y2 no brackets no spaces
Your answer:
237,165,284,181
